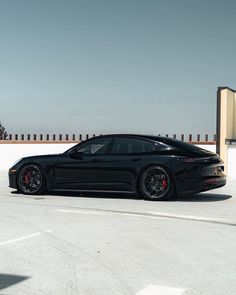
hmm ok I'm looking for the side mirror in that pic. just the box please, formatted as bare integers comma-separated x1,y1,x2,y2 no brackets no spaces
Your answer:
68,148,84,158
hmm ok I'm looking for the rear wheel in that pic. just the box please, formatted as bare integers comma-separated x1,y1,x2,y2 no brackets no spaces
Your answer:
139,166,174,200
17,165,46,195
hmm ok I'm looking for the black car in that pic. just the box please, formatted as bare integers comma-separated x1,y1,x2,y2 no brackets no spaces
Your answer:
8,134,226,200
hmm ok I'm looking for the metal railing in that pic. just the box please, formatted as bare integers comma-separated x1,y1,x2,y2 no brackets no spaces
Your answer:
0,133,216,144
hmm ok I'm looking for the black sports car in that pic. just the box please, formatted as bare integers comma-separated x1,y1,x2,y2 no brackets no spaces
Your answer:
9,134,226,200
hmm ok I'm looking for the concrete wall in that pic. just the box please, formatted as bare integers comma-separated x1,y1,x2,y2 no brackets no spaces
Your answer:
228,146,236,178
218,88,236,173
224,89,236,139
0,143,216,171
234,92,236,136
219,89,230,171
0,143,75,171
3,143,236,185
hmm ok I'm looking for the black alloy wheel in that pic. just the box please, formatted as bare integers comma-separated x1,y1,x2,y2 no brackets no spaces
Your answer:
17,165,45,195
139,166,174,200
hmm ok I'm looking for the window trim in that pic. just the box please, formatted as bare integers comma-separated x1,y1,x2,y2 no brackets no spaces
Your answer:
66,136,113,156
109,136,159,155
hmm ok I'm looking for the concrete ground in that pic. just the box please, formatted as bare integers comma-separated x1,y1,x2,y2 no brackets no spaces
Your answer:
0,171,235,295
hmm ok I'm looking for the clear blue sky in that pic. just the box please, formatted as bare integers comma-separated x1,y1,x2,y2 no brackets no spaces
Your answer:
1,0,236,137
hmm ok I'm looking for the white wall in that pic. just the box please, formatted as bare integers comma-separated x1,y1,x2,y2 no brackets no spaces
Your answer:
218,88,236,174
228,146,236,178
197,145,216,153
0,143,216,171
0,143,75,171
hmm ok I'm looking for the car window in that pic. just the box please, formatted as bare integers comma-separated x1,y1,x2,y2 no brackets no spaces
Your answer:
77,137,112,155
111,137,160,154
161,138,215,155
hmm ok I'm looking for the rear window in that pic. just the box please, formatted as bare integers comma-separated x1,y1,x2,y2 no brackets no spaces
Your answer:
161,138,214,155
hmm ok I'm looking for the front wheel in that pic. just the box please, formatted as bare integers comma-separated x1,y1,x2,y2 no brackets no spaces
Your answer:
139,166,174,201
17,164,46,195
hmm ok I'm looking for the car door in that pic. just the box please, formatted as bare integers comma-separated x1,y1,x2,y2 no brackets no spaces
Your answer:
98,136,160,192
54,137,113,190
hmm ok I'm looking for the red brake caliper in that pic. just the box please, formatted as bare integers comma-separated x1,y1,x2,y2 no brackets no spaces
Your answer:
162,179,167,189
24,171,31,184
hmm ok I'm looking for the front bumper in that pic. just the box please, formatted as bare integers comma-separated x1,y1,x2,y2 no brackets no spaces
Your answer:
9,169,17,189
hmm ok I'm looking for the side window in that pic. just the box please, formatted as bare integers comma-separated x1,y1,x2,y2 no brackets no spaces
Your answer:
111,137,159,154
77,137,112,155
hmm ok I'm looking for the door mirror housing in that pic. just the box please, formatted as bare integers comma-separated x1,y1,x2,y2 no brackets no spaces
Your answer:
68,148,84,158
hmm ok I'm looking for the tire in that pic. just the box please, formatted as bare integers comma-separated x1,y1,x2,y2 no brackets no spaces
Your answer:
17,164,46,195
139,166,174,201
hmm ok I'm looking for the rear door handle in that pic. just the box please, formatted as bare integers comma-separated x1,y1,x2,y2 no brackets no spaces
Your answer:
132,158,141,162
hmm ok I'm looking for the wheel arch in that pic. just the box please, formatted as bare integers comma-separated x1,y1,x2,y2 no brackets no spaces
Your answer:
136,163,177,195
16,162,47,191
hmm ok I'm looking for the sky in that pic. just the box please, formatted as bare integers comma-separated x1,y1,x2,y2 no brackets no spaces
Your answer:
0,0,236,138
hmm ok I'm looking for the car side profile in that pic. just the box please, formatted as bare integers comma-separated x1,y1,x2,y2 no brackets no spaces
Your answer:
8,134,226,200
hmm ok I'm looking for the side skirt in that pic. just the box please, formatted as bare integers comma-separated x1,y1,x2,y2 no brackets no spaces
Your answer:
52,189,136,194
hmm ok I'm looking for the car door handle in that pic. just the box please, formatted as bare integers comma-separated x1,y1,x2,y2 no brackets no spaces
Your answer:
132,158,141,162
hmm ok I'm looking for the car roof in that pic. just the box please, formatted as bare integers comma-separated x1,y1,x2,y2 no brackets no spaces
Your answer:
93,134,215,155
95,134,165,141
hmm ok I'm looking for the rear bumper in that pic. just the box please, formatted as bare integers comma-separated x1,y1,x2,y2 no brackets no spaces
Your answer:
176,175,226,196
201,176,226,191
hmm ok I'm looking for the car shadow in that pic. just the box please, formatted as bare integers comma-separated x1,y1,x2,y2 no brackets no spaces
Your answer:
10,190,141,200
171,193,232,202
11,191,232,202
0,273,29,291
50,191,142,200
45,191,233,202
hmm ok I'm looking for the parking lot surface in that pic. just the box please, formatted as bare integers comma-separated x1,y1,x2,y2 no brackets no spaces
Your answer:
0,172,236,295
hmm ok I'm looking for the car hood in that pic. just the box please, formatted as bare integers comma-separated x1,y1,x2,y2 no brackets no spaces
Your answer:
21,154,62,161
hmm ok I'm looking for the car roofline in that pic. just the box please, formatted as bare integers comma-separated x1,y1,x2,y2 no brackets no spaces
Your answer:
94,134,166,141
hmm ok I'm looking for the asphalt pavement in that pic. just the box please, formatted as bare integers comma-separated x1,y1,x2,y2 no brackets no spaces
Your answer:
0,171,235,295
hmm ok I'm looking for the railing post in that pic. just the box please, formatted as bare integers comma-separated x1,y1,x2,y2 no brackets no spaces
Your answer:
72,134,75,141
21,134,24,141
181,134,184,141
197,134,200,142
9,134,12,141
86,134,89,140
66,134,69,141
79,134,82,141
59,134,62,141
46,134,49,141
40,134,43,141
53,134,56,141
15,134,18,141
33,134,37,141
205,134,208,142
173,134,177,139
189,134,192,142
